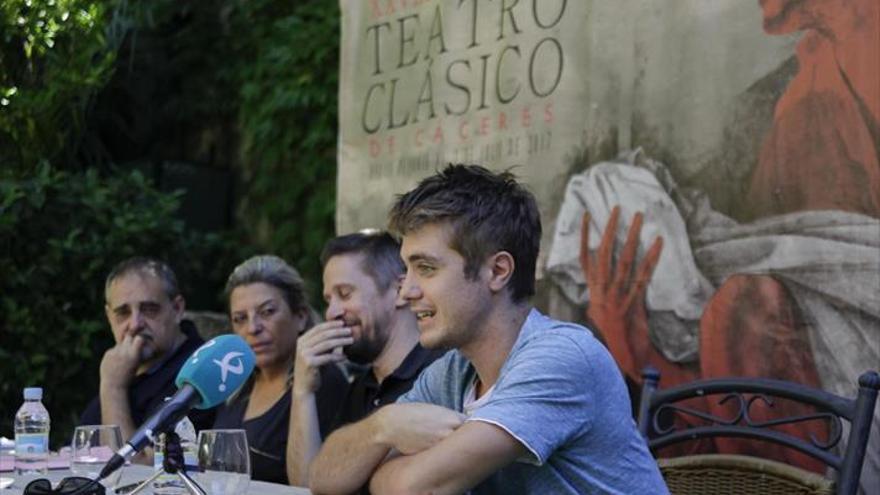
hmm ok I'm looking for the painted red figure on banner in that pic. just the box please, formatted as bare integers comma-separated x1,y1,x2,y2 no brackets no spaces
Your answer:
580,0,878,472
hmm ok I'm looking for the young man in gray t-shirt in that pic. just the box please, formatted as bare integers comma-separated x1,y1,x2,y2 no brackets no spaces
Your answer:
309,165,668,494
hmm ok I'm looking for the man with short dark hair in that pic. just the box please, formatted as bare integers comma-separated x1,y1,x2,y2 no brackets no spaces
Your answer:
80,257,214,461
309,165,667,494
286,231,441,486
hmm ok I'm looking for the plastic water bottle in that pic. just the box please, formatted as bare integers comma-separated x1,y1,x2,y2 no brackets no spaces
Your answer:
14,387,50,476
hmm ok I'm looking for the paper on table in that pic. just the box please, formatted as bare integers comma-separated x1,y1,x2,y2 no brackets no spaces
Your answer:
0,452,70,471
48,451,70,470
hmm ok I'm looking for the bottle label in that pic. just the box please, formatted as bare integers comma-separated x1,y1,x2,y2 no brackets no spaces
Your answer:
15,433,48,455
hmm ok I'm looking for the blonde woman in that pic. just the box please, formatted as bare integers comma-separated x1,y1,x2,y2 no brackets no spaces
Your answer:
213,255,347,484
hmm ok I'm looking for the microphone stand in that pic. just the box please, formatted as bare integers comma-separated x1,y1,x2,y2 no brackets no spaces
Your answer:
127,432,205,495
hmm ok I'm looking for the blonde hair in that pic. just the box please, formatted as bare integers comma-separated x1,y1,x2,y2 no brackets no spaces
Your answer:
224,255,320,395
225,255,320,328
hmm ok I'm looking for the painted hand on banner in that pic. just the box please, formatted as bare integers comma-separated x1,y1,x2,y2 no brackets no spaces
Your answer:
579,206,663,381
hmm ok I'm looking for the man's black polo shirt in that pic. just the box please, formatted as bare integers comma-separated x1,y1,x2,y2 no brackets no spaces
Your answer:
330,343,443,431
79,320,215,432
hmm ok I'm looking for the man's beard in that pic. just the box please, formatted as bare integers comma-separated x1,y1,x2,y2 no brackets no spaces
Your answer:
135,334,157,363
343,337,383,365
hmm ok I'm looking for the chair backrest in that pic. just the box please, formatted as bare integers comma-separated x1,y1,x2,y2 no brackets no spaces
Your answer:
637,368,879,495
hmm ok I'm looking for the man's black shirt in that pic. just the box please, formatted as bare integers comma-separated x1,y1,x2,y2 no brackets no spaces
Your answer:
330,343,444,431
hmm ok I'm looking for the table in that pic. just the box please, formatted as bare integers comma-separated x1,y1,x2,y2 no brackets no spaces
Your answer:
1,464,310,494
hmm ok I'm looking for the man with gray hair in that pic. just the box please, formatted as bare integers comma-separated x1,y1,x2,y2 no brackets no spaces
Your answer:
79,257,214,461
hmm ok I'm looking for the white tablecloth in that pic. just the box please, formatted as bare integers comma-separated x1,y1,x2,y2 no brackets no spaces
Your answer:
1,464,310,494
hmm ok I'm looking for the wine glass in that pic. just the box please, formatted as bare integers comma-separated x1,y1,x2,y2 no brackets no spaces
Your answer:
70,425,123,487
194,429,250,494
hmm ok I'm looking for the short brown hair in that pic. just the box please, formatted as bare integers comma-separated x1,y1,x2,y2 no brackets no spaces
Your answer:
388,164,541,302
320,230,404,292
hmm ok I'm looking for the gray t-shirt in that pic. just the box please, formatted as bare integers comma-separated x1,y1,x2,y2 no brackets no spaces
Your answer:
398,309,668,494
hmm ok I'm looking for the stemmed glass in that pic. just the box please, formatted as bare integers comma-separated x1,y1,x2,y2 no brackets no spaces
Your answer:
194,429,250,494
70,425,123,488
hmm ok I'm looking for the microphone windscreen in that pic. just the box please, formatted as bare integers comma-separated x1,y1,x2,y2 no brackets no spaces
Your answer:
175,334,256,409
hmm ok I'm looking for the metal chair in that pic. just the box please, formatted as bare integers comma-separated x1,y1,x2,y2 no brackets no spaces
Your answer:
637,368,879,495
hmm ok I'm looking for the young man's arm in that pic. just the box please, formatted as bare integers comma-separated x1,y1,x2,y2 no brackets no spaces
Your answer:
309,403,465,494
368,421,527,495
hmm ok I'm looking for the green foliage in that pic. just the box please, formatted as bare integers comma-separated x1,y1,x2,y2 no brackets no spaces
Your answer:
0,0,342,446
232,0,340,292
81,0,341,293
0,165,242,446
0,0,124,173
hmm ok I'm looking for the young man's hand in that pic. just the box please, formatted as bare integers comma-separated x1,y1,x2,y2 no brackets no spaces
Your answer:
374,403,466,455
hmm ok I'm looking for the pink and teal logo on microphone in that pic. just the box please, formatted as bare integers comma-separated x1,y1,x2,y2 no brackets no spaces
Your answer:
176,335,256,408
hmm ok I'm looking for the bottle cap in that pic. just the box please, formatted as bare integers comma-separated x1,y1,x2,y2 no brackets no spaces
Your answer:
23,387,43,400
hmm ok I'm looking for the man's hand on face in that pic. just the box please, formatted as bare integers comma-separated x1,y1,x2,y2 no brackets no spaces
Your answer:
100,333,148,389
375,403,467,455
292,320,353,396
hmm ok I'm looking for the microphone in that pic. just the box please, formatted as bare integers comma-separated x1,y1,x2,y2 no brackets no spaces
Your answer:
98,334,256,481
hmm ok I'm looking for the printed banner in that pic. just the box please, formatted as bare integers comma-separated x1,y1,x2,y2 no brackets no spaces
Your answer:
337,0,588,269
339,2,879,491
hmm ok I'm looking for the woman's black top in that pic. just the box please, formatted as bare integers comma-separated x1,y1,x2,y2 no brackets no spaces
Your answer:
212,365,348,485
